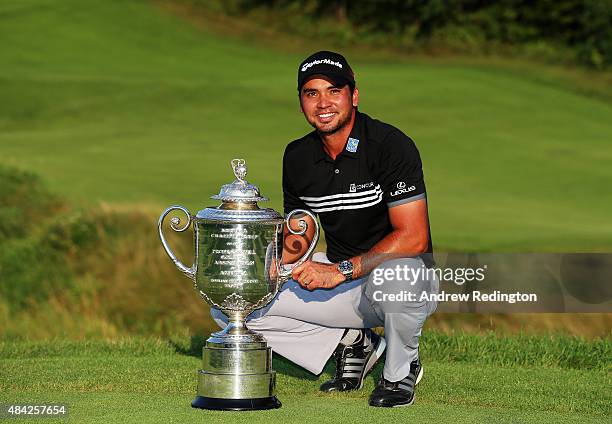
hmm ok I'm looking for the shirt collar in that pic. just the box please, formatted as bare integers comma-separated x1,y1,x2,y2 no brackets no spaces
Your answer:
342,110,364,159
311,110,363,164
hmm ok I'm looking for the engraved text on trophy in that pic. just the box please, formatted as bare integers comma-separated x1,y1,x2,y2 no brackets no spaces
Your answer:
196,222,277,307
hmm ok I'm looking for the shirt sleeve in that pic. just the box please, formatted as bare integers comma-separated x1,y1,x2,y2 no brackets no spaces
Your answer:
378,129,427,207
282,149,310,214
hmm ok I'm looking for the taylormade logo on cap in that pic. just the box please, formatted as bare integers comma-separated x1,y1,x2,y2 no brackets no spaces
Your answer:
301,59,343,72
297,51,354,91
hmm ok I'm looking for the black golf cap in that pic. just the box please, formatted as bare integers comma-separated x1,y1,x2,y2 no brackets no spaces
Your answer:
297,50,355,92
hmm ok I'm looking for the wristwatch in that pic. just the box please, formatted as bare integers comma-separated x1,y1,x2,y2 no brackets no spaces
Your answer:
337,260,354,282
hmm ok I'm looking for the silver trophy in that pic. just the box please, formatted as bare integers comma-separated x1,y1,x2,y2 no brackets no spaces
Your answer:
158,159,319,411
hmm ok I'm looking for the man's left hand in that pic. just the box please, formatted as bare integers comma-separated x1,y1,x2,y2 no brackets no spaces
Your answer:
292,260,346,291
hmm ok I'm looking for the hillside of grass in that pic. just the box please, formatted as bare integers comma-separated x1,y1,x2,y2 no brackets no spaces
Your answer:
1,336,610,423
1,0,611,340
0,164,214,340
1,5,610,420
1,165,610,340
1,0,612,253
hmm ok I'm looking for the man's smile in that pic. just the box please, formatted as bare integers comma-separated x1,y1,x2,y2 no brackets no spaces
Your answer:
316,112,336,123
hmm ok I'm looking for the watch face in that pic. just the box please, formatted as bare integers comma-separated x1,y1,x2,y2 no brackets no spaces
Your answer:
339,260,353,274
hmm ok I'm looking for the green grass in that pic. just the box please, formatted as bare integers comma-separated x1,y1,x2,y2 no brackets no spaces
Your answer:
1,337,610,423
1,0,612,251
3,332,609,369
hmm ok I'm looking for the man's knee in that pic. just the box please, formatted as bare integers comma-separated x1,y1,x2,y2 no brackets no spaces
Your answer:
364,258,435,313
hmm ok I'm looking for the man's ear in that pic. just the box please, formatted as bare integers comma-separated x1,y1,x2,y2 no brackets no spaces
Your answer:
352,87,359,107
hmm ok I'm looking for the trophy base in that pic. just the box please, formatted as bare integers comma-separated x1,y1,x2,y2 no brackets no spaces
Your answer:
193,321,282,410
191,395,281,411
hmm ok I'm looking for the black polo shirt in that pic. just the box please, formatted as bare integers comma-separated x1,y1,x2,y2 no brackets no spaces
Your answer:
283,111,433,265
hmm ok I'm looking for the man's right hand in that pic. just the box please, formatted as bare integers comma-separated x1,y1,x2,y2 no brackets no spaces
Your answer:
291,260,346,291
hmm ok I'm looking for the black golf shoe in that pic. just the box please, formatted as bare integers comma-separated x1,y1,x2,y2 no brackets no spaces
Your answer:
320,329,386,392
368,357,423,407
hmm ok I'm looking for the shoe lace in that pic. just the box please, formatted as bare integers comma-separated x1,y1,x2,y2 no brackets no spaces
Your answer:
378,376,397,390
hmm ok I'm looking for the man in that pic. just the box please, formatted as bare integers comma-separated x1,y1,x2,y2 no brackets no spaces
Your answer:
212,50,437,407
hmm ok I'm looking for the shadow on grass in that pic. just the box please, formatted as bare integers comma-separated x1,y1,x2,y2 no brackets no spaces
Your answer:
273,354,320,381
168,334,345,382
170,334,385,386
169,334,320,380
275,352,386,385
169,334,207,358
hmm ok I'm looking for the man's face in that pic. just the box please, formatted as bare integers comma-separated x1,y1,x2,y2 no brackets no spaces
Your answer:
299,76,359,135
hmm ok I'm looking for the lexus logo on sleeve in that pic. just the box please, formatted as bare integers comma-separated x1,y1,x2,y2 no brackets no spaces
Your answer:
391,181,415,197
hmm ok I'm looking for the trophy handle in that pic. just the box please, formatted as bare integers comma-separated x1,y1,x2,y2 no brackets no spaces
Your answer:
158,205,196,281
278,209,319,282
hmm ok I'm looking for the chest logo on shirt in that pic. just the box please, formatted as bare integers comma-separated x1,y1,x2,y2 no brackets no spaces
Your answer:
346,137,359,153
350,181,374,192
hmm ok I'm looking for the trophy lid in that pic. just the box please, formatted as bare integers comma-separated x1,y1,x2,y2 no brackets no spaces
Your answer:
197,159,283,222
211,159,268,203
